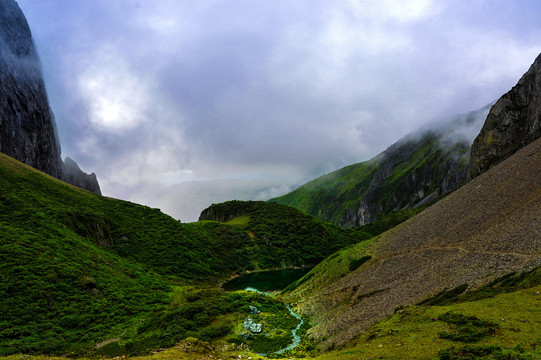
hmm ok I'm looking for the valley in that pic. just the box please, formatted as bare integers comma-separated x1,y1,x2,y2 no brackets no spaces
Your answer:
1,136,540,359
1,1,540,359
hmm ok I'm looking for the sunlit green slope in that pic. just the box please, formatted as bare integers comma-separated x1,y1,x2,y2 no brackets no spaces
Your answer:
0,153,322,356
270,106,491,228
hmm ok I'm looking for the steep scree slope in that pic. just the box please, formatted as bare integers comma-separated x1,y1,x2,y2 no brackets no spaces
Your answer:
285,136,541,348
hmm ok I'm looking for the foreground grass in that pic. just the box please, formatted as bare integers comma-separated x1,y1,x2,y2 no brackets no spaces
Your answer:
315,284,541,360
6,283,539,359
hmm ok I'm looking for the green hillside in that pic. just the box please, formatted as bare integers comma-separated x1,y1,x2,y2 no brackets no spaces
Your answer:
271,129,472,228
199,200,370,268
0,153,346,356
313,279,541,360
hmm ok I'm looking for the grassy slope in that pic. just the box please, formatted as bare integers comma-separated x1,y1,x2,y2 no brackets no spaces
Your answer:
271,133,470,227
316,283,541,360
199,200,371,268
0,153,173,354
0,153,324,356
269,161,377,223
0,152,261,281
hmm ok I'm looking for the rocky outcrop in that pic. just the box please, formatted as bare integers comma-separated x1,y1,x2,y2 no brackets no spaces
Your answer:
0,0,62,178
0,0,102,194
271,106,490,228
469,53,541,179
62,157,102,195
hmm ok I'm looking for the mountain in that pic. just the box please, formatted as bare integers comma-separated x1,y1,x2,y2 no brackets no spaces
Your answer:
1,150,378,355
270,106,489,227
0,151,324,355
62,157,102,195
281,54,541,350
0,0,62,178
284,135,541,350
469,53,541,179
0,0,100,194
1,136,539,358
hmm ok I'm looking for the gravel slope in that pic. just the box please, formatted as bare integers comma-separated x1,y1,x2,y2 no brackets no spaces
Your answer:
290,137,541,347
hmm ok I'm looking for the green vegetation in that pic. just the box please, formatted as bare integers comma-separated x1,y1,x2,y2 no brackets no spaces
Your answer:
98,288,297,356
0,154,328,356
348,256,372,271
417,284,469,306
281,272,314,293
437,345,530,360
456,266,541,303
417,266,541,306
281,236,377,300
270,133,470,228
312,284,541,360
200,200,369,268
437,312,499,343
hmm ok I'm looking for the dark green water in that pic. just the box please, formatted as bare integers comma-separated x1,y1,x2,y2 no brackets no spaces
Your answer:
222,268,311,292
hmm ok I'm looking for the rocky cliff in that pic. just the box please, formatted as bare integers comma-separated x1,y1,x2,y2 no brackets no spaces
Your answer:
271,106,489,227
469,53,541,179
0,0,101,194
62,157,102,195
0,0,62,178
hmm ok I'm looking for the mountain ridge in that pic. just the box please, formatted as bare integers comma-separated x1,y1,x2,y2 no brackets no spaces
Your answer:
0,0,62,178
270,105,489,227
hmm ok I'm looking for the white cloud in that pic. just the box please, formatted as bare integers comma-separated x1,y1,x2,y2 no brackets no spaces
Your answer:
78,48,153,131
346,0,439,22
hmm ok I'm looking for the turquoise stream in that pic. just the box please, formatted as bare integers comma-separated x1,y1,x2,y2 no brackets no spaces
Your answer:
223,269,309,354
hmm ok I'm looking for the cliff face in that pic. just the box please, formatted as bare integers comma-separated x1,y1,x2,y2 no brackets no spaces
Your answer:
0,0,62,178
469,53,541,179
271,106,489,228
0,0,101,194
62,157,102,195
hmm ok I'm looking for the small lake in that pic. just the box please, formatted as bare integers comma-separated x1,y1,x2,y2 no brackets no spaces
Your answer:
222,268,311,292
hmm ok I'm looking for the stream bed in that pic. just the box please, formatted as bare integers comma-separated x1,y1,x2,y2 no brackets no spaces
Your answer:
223,268,310,354
274,304,303,354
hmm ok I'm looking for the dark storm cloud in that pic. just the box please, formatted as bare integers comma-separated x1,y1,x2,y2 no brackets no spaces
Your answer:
15,0,541,221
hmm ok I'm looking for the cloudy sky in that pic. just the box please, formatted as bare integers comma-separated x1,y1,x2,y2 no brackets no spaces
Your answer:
17,0,541,221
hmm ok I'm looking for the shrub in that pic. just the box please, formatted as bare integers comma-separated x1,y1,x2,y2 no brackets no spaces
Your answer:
348,255,372,271
437,312,499,343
